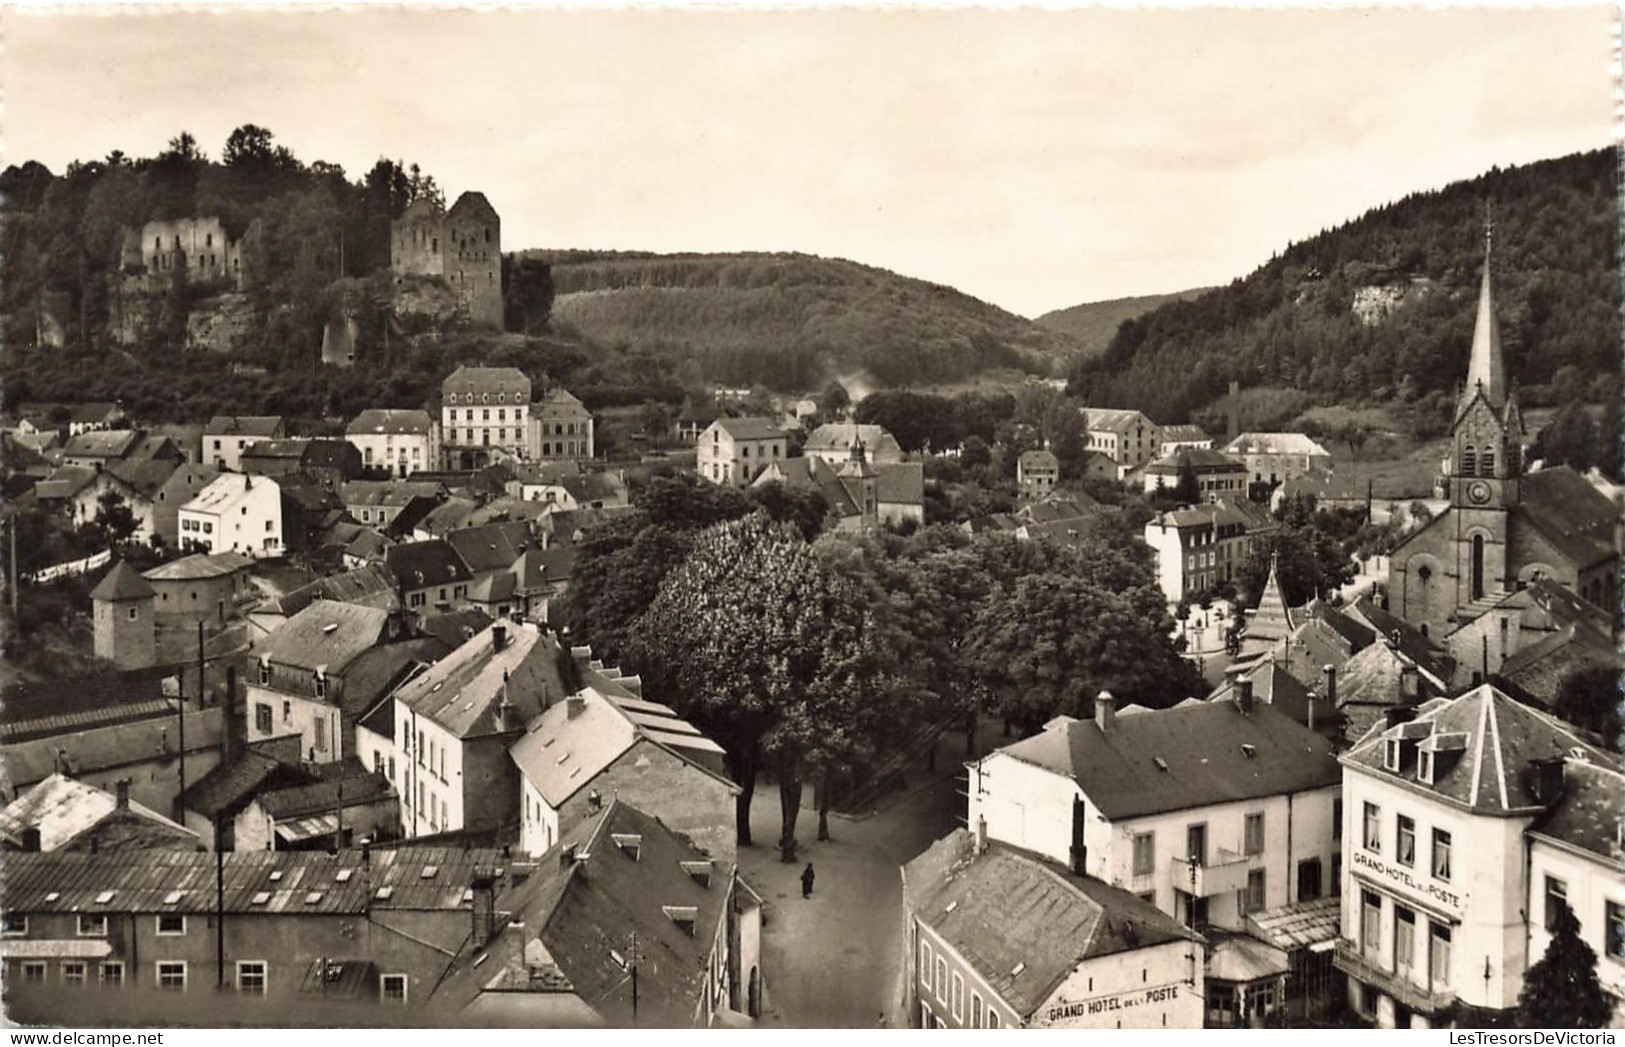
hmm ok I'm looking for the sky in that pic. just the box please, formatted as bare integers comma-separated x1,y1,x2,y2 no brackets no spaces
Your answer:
1,4,1615,318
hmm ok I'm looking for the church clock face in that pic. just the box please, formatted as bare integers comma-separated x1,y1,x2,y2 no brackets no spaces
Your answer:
1467,480,1492,504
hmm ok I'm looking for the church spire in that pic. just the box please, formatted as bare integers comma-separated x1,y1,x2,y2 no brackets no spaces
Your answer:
1463,211,1506,410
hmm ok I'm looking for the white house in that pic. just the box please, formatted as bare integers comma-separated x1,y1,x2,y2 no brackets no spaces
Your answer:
903,826,1205,1029
178,472,283,558
511,677,733,861
345,409,439,478
203,415,285,472
1333,683,1617,1028
384,621,559,839
696,417,786,487
245,600,392,762
967,692,1342,935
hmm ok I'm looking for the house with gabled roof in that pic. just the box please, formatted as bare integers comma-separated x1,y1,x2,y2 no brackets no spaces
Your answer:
384,538,474,616
511,670,734,861
696,416,785,487
203,415,286,472
903,825,1204,1028
345,408,438,478
967,690,1342,940
431,800,762,1027
0,774,198,854
1333,683,1616,1028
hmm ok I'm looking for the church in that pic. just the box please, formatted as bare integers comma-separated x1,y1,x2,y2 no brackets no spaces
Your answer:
1388,230,1619,640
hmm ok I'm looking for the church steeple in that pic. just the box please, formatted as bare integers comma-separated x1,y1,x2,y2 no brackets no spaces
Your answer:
1462,216,1506,412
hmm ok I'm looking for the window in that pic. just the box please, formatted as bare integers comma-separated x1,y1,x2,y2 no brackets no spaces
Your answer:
237,961,266,996
314,718,328,753
314,673,327,699
158,962,187,992
1431,829,1452,881
282,700,291,724
971,992,984,1029
1296,858,1322,901
77,914,107,937
1418,750,1435,784
920,941,931,986
1361,889,1382,953
1397,816,1416,867
1545,877,1569,932
1241,869,1265,914
63,962,87,986
1395,905,1417,973
1,912,25,936
1461,447,1476,475
1244,812,1264,856
986,1008,1000,1029
1333,798,1343,840
99,962,124,988
157,914,185,936
1132,832,1155,876
381,973,408,1004
1481,449,1494,476
22,962,46,984
1606,902,1625,962
951,972,964,1021
1428,923,1452,987
1384,738,1401,771
1363,802,1381,852
255,703,273,735
935,957,947,1002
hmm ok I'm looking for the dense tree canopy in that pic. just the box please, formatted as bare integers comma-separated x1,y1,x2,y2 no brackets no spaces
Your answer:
1518,902,1614,1028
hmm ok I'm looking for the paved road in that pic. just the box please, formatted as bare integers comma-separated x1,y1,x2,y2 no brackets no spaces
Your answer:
737,747,966,1028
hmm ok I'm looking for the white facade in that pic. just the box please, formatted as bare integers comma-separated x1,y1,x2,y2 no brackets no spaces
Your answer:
519,775,560,857
966,750,1339,931
346,416,439,478
391,706,467,839
696,420,785,487
178,473,282,558
1528,830,1625,1025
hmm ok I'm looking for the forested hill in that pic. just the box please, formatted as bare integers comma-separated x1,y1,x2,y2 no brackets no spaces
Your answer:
1068,149,1620,424
531,250,1081,391
1036,287,1212,357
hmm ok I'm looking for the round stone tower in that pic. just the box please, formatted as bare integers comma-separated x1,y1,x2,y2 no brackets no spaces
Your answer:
90,560,156,670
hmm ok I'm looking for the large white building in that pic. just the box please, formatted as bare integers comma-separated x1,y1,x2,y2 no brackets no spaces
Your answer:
203,415,285,473
346,409,439,477
1334,684,1619,1028
696,417,786,487
967,692,1342,935
177,472,282,558
245,600,391,762
440,366,531,469
528,386,594,460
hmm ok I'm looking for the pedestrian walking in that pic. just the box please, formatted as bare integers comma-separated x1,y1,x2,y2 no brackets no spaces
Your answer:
800,862,815,898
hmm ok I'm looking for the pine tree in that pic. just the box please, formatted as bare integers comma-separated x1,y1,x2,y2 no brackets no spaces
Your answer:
1517,902,1614,1028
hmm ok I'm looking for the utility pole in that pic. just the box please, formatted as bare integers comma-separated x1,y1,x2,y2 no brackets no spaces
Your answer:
215,815,225,990
629,931,640,1025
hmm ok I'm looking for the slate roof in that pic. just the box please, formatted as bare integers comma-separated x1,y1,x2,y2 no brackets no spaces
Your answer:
1341,683,1613,815
432,801,732,1027
143,551,254,582
33,465,98,500
1352,597,1456,684
346,409,433,437
804,422,903,461
5,709,224,790
510,686,731,809
1246,897,1341,951
1528,760,1624,865
0,774,194,851
257,599,391,674
1160,424,1211,445
536,387,589,414
341,479,446,508
1019,495,1098,523
386,539,472,592
205,415,284,438
384,496,442,538
447,521,531,574
442,365,529,397
90,561,153,602
256,763,394,820
558,472,625,506
69,403,122,425
1515,466,1619,570
994,700,1340,821
390,622,560,739
1081,407,1154,434
61,429,141,460
1496,622,1621,711
1223,432,1332,457
183,472,275,515
0,670,174,743
1,844,507,916
417,609,496,650
712,416,784,441
273,564,400,616
417,496,479,537
1207,659,1338,732
177,748,293,819
1144,447,1247,475
104,459,180,500
903,829,1199,1021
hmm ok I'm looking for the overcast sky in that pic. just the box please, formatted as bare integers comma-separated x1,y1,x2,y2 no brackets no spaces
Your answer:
2,5,1614,317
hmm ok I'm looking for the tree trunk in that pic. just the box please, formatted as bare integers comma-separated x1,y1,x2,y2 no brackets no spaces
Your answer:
730,747,757,848
816,768,831,842
778,752,802,861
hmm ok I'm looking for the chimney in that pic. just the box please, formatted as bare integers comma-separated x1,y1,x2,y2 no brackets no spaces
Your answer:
115,778,130,810
1322,664,1337,707
492,624,507,652
19,827,41,852
1527,758,1566,807
1227,380,1240,442
1384,705,1417,728
566,694,586,720
1400,663,1420,701
1236,678,1255,714
1306,691,1317,733
470,871,498,948
1094,690,1116,734
974,815,988,857
560,843,578,868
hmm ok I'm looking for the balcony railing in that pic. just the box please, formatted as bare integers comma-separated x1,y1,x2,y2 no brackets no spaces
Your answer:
1170,847,1254,897
1332,938,1456,1015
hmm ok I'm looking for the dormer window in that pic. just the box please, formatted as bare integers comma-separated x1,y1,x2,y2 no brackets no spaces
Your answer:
1418,750,1435,784
662,905,698,936
1384,738,1401,772
258,659,271,686
313,671,327,699
611,833,642,861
